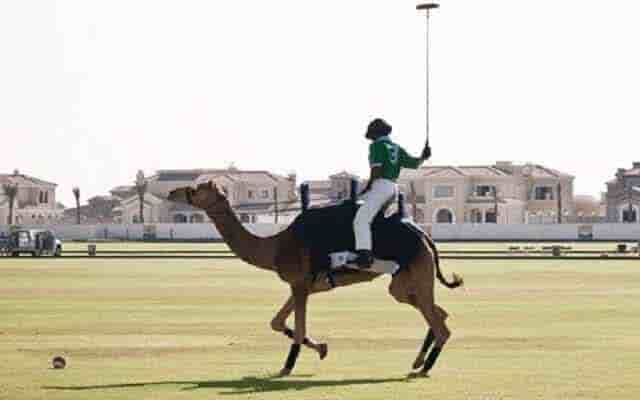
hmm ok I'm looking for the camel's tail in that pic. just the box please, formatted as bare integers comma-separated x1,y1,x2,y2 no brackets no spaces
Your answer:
422,233,464,289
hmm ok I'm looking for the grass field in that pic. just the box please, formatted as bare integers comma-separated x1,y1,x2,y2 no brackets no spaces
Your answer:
56,241,639,252
1,244,640,399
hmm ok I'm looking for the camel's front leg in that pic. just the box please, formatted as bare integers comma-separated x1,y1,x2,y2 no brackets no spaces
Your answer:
271,295,327,360
278,286,308,377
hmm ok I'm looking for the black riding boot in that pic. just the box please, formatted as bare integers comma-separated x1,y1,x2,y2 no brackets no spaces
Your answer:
355,249,373,269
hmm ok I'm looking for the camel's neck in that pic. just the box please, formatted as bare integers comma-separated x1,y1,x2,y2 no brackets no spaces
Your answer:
205,201,279,271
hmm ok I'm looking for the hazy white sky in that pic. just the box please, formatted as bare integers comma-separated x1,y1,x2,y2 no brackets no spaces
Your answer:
1,0,639,206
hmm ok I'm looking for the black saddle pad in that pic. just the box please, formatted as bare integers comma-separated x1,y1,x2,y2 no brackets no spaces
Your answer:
290,201,423,272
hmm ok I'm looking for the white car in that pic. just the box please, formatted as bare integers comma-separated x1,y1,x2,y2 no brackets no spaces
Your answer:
7,229,62,257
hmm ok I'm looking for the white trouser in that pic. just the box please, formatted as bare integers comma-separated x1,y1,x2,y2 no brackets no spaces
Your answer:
354,179,398,251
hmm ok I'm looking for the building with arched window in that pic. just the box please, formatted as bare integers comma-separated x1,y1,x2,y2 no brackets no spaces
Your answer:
103,168,299,224
399,161,575,224
605,162,640,223
0,170,63,225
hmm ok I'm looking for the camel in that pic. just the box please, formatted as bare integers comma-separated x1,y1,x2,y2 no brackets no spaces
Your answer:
168,182,463,378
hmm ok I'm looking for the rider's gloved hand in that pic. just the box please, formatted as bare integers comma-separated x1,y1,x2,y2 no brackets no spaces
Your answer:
421,144,432,160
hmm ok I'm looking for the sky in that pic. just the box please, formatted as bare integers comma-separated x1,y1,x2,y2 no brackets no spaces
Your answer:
1,0,639,207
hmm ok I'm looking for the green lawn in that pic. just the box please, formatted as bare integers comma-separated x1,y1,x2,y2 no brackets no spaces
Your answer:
1,248,639,399
59,242,231,252
57,241,639,253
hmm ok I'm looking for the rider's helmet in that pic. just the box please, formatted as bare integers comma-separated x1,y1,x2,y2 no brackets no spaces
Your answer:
365,118,392,140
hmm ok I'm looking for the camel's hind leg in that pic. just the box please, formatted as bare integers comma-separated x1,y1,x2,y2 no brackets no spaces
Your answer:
270,295,327,360
389,247,452,376
411,303,450,375
412,328,435,370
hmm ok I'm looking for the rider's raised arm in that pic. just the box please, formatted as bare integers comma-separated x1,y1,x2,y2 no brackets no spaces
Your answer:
399,146,426,170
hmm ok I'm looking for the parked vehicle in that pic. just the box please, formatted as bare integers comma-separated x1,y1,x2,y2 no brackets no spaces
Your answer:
6,229,62,257
0,233,9,255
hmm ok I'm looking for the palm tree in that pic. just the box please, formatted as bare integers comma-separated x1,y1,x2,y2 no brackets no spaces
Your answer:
410,181,418,222
135,170,147,224
72,187,81,224
2,183,19,225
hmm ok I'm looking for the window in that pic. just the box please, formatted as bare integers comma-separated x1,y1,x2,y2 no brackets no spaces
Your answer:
39,192,44,203
475,185,496,197
622,208,637,223
44,192,49,203
485,210,497,223
261,190,269,199
173,214,187,223
248,190,254,199
433,185,454,199
435,209,454,223
534,186,554,200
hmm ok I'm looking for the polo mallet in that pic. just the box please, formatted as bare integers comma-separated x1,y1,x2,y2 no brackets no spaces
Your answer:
413,3,444,376
416,3,439,150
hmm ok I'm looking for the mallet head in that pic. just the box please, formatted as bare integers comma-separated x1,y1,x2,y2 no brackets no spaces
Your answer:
416,3,440,11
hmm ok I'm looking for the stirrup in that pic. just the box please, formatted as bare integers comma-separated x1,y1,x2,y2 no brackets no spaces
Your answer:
355,250,373,269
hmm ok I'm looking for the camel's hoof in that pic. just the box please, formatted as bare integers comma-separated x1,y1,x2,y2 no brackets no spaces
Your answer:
412,356,426,370
318,343,328,360
270,321,286,333
276,368,292,378
407,370,430,379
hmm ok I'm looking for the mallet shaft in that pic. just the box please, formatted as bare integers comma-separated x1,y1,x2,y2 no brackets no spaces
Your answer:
416,3,439,145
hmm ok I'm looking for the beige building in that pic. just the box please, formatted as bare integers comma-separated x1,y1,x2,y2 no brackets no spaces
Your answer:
569,194,606,223
0,170,64,225
114,168,297,224
306,171,366,207
62,195,122,224
605,162,640,223
398,161,575,224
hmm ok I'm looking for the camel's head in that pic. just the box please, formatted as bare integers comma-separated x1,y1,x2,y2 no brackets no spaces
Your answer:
168,181,229,210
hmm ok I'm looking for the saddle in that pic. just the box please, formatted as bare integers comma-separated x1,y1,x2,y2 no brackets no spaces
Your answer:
290,201,426,282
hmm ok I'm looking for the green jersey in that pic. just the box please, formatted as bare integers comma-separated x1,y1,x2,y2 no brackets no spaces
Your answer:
369,136,423,181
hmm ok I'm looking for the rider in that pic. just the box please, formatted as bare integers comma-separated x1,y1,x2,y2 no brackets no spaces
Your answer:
354,118,431,269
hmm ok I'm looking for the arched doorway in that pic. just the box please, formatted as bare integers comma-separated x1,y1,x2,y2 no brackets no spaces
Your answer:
621,207,638,223
435,208,454,224
485,210,497,224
